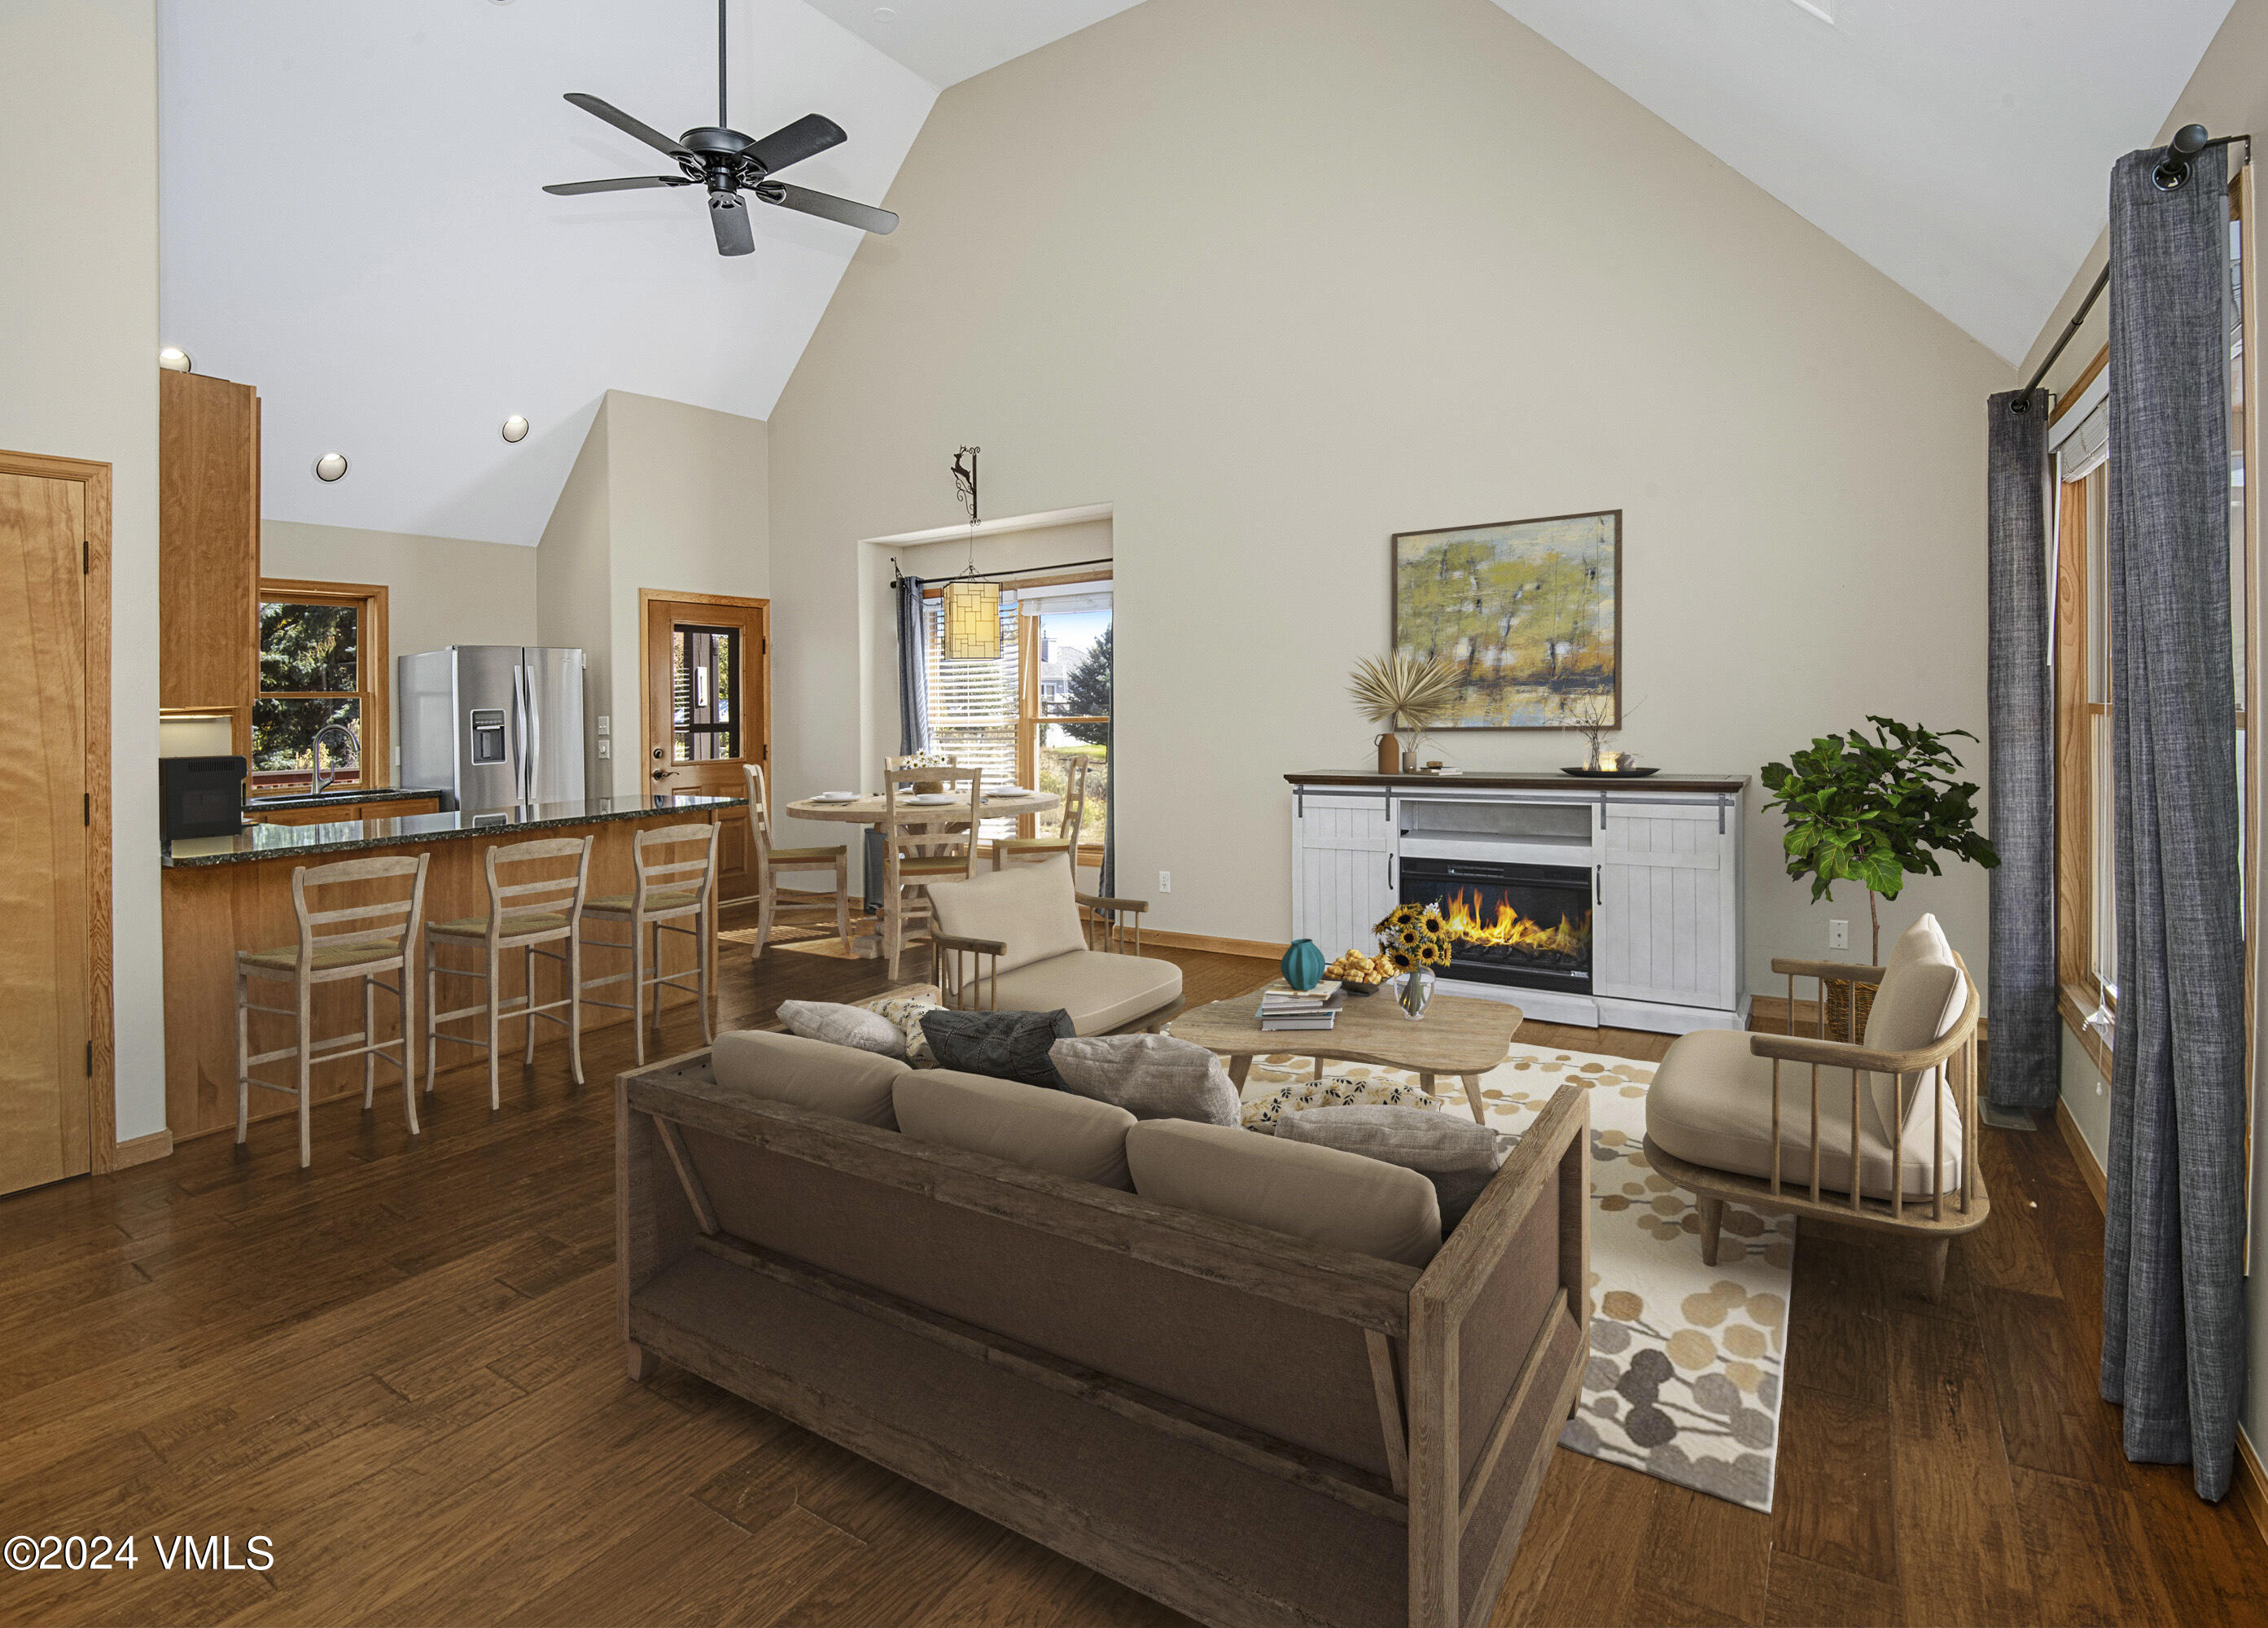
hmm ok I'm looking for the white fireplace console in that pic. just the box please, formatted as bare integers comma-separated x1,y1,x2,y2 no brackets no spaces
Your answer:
1285,771,1750,1034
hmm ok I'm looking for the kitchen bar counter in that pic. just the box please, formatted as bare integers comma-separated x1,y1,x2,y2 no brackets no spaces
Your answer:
160,793,745,1145
164,793,744,867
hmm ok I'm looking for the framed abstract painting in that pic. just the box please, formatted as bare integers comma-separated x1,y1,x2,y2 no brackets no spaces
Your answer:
1390,510,1621,729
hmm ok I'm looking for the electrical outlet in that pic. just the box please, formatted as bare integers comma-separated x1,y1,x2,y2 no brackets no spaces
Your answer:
1158,870,1171,894
596,739,611,759
1828,918,1850,950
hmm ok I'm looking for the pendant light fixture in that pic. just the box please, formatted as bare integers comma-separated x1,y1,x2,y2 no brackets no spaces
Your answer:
940,445,1000,661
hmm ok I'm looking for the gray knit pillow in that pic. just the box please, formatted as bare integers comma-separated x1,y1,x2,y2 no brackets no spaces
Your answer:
919,1008,1075,1088
1049,1032,1241,1126
1274,1105,1513,1230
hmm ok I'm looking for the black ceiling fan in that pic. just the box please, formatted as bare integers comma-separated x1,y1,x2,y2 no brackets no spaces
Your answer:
543,0,898,256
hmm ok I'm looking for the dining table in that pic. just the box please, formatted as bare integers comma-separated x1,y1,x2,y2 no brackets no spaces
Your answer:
782,786,1062,959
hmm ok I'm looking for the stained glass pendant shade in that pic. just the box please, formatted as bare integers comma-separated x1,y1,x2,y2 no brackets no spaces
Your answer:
941,577,1001,661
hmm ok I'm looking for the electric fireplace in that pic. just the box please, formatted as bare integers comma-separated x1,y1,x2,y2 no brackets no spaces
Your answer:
1398,856,1593,994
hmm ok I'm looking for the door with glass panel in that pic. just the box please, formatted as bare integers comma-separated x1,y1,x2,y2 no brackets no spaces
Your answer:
641,592,768,899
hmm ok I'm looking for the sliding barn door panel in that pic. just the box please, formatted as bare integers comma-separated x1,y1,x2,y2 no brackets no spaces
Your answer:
1292,794,1393,959
1593,802,1734,1009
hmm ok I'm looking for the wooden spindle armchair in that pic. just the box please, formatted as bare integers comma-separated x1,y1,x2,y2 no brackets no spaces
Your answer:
924,855,1183,1035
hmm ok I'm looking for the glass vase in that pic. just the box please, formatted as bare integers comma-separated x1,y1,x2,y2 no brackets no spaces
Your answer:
1397,967,1435,1020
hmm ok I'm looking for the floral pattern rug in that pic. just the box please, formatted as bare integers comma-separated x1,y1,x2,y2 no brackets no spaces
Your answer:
1237,1040,1793,1512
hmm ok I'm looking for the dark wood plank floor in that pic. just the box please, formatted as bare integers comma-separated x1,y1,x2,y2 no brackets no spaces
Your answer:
0,904,2257,1626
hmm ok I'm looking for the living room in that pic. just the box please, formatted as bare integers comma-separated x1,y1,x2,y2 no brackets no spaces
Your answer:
3,0,2266,1625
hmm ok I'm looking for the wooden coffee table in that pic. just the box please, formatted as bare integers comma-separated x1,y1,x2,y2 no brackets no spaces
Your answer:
1166,987,1526,1123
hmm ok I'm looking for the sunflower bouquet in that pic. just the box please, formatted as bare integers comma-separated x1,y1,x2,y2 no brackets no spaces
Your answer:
1372,903,1451,1017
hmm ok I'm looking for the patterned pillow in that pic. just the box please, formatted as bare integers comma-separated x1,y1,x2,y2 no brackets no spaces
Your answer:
1241,1077,1449,1134
919,1008,1077,1088
857,987,945,1067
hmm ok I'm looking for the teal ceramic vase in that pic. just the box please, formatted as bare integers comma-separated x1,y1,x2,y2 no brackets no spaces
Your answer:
1281,938,1325,991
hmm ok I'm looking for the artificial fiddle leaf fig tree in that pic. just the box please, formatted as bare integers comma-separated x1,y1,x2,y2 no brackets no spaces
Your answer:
1759,716,2000,962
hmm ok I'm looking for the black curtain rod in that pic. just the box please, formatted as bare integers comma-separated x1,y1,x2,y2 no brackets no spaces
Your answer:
891,555,1114,586
2012,128,2251,413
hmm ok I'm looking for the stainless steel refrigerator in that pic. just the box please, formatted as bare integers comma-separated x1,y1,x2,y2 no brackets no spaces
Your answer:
396,646,586,811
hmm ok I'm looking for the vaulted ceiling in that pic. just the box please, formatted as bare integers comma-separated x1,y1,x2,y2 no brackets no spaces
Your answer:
160,0,2235,547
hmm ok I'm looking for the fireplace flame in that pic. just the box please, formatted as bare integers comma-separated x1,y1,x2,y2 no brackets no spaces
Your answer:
1438,886,1591,957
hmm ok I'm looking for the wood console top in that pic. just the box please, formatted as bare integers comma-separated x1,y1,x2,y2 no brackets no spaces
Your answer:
1284,770,1752,794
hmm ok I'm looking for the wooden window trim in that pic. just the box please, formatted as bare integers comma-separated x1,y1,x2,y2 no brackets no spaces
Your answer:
251,578,388,795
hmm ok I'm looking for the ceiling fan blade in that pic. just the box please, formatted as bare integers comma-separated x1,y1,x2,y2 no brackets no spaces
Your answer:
758,182,897,235
564,92,689,158
543,176,692,195
746,112,846,175
710,194,755,256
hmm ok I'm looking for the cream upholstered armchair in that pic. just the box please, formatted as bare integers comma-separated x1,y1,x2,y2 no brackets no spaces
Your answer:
1642,912,1988,1301
923,853,1183,1035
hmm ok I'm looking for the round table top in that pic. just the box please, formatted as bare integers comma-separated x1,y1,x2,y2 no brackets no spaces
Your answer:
784,789,1060,823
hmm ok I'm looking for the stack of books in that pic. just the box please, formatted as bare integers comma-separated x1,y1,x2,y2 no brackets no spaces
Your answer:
1258,980,1344,1031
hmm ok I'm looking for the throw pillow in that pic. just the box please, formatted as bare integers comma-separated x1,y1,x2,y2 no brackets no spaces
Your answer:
920,1008,1076,1088
1275,1105,1513,1231
857,987,945,1067
776,999,908,1060
1241,1077,1448,1134
1049,1032,1242,1126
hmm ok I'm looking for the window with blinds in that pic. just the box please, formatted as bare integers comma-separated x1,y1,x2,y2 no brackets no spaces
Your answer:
924,589,1022,837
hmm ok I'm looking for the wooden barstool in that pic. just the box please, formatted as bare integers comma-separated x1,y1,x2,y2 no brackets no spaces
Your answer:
743,763,850,957
580,821,719,1065
993,755,1089,871
425,836,593,1106
880,764,983,980
235,854,429,1168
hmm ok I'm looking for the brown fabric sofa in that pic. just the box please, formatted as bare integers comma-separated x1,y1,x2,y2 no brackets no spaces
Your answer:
617,1031,1591,1628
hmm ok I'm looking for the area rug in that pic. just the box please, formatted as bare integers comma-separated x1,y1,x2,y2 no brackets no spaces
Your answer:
1236,1042,1794,1512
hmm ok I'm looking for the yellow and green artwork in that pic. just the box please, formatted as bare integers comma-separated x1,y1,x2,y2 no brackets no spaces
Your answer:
1391,510,1620,729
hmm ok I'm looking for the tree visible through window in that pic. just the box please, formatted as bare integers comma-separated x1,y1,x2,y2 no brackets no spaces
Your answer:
254,596,368,787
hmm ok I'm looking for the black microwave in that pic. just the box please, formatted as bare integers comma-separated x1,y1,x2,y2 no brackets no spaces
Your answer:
160,755,247,841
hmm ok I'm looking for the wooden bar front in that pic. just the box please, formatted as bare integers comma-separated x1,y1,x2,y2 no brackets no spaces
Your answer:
161,807,724,1141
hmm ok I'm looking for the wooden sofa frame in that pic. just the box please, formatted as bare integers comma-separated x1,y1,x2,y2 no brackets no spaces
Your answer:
617,1055,1591,1628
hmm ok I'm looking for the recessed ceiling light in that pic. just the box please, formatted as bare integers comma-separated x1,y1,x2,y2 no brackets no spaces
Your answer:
873,6,896,20
501,414,530,443
158,347,192,372
313,453,349,483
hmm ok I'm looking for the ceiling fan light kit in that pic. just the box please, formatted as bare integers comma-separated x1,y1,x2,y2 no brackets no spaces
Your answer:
543,0,898,256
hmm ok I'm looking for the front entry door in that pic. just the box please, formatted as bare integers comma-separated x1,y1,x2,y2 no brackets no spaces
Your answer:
0,468,92,1194
642,592,768,901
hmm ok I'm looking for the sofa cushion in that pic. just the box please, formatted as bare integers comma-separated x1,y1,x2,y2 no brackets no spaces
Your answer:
1644,1027,1962,1201
924,854,1088,974
920,1008,1075,1088
1274,1105,1510,1232
711,1028,908,1130
892,1069,1136,1189
1049,1032,1241,1124
1862,913,1967,1143
987,951,1183,1035
777,999,907,1060
1124,1120,1442,1267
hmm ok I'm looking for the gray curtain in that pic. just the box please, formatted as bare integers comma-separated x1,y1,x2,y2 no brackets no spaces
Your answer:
1986,387,2057,1112
2099,141,2244,1503
895,574,930,755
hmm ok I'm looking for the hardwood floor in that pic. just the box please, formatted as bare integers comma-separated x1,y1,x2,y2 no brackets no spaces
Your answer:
0,905,2257,1626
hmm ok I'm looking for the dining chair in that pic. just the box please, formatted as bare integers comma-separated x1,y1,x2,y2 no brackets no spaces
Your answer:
880,764,984,981
744,763,851,956
425,835,593,1106
580,821,720,1066
992,755,1089,872
235,853,429,1167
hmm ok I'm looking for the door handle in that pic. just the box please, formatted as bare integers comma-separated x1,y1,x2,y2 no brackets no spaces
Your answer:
1595,867,1602,906
651,768,670,783
510,665,530,804
1387,853,1395,888
525,664,541,801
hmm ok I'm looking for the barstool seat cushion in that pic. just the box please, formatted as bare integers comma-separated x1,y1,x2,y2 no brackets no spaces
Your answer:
239,938,401,974
428,908,572,939
585,888,698,916
768,844,847,864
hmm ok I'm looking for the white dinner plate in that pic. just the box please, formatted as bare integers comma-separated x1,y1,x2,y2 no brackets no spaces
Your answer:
988,786,1032,797
903,793,962,806
808,791,860,802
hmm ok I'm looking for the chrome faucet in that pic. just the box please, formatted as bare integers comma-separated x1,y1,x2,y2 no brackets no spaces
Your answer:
310,723,358,796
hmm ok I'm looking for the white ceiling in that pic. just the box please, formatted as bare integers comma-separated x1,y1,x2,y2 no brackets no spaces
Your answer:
1492,0,2236,364
160,0,2238,547
159,0,936,545
800,0,1144,89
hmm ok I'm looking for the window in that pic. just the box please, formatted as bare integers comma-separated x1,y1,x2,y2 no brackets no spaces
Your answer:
672,624,742,762
922,573,1111,859
251,580,388,793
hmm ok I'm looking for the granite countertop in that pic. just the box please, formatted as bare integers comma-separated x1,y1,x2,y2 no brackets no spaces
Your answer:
164,794,747,869
1285,769,1752,793
243,786,457,813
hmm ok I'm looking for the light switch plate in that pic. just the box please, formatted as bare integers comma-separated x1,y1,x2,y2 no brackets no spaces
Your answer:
596,715,611,737
597,739,611,759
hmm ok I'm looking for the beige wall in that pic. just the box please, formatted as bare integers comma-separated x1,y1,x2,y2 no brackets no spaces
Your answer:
766,0,2012,987
535,390,769,797
1,0,164,1142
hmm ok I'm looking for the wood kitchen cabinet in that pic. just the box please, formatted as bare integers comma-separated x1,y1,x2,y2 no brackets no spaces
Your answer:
160,369,260,759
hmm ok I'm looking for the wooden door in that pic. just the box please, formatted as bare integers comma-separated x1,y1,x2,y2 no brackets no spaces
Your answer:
0,468,93,1193
1592,800,1736,1009
641,592,769,900
1292,791,1395,959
